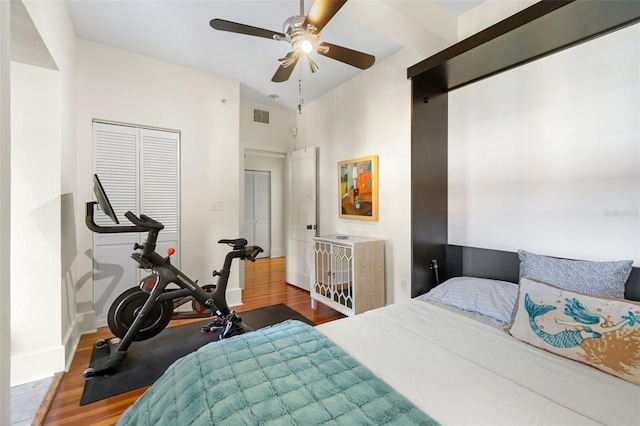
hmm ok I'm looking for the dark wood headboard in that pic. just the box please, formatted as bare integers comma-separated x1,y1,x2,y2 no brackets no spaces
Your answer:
444,245,640,302
408,2,640,299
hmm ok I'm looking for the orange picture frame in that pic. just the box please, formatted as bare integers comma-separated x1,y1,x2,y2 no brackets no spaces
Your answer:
338,155,378,221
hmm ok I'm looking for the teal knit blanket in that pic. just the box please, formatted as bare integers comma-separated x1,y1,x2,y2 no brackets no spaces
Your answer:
118,320,438,425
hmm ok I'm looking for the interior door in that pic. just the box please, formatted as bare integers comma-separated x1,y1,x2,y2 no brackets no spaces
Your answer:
285,147,317,290
244,170,270,258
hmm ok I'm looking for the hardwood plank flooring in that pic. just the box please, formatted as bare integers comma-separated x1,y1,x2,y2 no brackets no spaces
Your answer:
41,257,344,425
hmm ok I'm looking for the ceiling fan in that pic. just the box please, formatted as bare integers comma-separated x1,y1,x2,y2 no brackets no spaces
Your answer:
209,0,375,83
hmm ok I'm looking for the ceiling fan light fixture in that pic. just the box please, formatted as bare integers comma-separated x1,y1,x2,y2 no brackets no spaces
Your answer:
210,0,374,84
300,39,314,53
292,31,318,55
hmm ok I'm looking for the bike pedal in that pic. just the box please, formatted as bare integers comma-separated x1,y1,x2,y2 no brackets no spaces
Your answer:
200,324,222,333
200,316,227,333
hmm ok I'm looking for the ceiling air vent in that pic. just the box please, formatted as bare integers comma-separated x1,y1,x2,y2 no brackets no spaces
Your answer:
253,108,270,125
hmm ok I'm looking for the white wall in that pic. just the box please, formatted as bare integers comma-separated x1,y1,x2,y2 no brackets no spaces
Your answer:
297,49,424,304
9,0,77,386
10,62,65,385
75,40,242,331
0,0,11,420
240,100,295,259
458,0,536,39
449,23,640,265
240,100,296,153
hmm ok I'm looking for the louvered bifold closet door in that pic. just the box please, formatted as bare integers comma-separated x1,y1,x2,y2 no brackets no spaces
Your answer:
141,128,180,268
92,122,180,328
93,122,141,328
94,123,139,226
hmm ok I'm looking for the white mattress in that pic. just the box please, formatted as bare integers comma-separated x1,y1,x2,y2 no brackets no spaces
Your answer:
316,299,640,425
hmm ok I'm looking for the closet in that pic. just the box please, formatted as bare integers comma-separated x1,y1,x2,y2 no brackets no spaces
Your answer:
92,121,180,327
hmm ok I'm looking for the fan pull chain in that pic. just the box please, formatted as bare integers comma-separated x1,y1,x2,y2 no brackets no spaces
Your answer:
298,65,304,114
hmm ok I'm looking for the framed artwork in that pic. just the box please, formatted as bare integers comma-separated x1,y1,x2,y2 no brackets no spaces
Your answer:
338,155,378,221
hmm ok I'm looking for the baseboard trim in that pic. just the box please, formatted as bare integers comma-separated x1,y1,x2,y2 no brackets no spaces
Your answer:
270,248,285,258
227,287,243,307
62,317,81,372
11,346,65,386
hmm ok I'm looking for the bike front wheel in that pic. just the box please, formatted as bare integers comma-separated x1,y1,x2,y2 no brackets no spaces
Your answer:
107,287,173,341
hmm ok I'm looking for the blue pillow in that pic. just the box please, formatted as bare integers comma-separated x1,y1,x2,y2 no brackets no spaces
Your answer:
518,250,632,299
419,276,518,324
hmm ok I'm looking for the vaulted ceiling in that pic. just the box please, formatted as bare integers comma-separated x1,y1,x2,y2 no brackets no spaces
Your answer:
65,0,485,110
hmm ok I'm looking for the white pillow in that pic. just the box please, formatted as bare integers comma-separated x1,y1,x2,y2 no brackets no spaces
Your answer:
418,276,519,324
509,277,640,385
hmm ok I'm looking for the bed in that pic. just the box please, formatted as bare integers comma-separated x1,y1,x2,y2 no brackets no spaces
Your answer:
117,248,640,425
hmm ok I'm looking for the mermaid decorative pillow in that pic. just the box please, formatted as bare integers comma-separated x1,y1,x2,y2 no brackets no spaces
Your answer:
509,277,640,385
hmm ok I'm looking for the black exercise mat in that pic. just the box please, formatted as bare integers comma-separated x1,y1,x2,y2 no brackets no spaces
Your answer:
80,304,314,405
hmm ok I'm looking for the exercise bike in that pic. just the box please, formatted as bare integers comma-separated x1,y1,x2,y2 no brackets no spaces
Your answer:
83,174,263,378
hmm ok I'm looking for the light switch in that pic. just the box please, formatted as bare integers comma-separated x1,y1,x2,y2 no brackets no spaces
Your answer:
211,200,223,211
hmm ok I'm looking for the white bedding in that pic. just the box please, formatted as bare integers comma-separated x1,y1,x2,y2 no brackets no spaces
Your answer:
316,299,640,425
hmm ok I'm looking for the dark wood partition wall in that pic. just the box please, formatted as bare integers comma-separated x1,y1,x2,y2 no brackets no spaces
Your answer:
410,82,448,297
445,246,520,284
409,1,640,297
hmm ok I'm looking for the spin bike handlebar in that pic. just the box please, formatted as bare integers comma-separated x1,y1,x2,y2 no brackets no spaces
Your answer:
124,211,164,230
85,202,148,234
85,201,164,234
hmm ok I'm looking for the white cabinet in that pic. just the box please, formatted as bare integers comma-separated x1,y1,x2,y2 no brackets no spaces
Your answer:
311,235,385,316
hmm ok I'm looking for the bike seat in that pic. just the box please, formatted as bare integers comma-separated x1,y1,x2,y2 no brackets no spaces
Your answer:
218,238,247,249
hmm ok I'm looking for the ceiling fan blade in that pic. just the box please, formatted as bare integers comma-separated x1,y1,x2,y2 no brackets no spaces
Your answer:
303,0,347,33
209,19,284,40
317,42,375,70
272,53,300,82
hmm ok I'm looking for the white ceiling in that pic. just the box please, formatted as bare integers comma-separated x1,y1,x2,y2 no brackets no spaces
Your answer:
65,0,484,110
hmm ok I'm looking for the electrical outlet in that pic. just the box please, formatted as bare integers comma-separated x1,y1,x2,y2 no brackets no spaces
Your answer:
401,279,407,292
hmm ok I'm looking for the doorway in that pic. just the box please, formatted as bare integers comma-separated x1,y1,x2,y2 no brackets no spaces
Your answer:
243,151,286,258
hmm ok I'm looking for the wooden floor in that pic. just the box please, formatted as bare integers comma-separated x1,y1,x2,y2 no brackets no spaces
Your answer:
42,257,344,425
